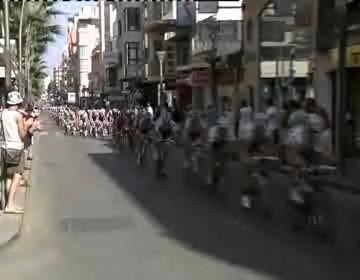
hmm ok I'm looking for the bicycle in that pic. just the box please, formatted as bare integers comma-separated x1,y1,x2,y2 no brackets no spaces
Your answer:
284,164,337,238
183,141,207,185
152,137,174,179
136,133,152,166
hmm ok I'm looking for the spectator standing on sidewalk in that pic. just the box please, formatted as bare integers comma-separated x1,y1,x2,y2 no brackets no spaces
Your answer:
24,103,40,160
1,91,39,213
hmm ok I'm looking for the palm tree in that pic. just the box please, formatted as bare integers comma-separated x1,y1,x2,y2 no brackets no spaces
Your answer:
0,1,61,98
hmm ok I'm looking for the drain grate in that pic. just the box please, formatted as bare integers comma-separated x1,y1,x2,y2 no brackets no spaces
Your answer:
60,216,134,233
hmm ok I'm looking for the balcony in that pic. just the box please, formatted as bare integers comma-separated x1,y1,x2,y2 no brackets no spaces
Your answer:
125,64,143,79
104,50,119,66
104,85,121,95
145,2,176,33
191,20,241,57
260,60,310,78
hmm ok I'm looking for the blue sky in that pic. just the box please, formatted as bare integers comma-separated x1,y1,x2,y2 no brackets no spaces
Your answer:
43,1,96,74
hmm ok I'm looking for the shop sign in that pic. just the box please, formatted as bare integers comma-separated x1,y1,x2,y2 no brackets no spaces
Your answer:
330,44,360,68
190,69,210,87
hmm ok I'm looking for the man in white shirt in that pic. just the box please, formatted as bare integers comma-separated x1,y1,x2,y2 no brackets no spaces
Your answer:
265,98,280,145
146,103,153,117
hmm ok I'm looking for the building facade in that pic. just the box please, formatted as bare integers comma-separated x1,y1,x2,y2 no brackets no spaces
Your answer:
116,1,145,100
88,45,101,98
76,6,99,103
312,0,360,155
99,2,118,99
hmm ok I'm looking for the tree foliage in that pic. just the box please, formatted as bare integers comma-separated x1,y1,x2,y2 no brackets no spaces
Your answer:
0,1,62,98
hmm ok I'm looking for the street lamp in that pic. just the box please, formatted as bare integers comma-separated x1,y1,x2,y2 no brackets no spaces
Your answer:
205,20,220,114
156,50,166,106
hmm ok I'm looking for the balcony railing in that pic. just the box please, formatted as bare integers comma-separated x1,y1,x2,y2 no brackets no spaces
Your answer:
104,50,118,65
191,20,241,57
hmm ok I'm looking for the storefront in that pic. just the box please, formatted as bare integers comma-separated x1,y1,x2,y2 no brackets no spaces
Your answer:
176,66,239,111
330,44,360,155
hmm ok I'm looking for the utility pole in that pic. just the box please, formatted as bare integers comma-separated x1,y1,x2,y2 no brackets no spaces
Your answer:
208,21,219,114
288,46,296,100
4,0,10,105
156,50,166,107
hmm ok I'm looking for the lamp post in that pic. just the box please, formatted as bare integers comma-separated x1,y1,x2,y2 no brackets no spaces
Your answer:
206,20,220,114
156,50,166,107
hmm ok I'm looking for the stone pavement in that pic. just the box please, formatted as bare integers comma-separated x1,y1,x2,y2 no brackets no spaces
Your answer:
0,160,32,248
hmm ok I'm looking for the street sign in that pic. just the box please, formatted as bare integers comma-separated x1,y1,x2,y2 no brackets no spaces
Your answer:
156,51,166,63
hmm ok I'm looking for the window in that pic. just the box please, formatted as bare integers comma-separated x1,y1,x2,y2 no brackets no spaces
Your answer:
125,42,140,65
166,52,174,60
161,2,172,17
154,40,162,51
79,45,88,58
117,20,122,36
79,59,89,72
118,52,122,68
105,42,112,52
106,67,117,87
125,8,140,31
144,47,149,61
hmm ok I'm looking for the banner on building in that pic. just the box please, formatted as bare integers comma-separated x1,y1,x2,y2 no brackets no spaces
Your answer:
176,1,196,27
198,1,218,14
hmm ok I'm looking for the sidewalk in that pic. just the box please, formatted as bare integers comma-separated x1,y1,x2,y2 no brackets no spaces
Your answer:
0,157,32,248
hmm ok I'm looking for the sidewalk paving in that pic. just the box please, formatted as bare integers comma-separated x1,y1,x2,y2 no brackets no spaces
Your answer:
0,162,31,248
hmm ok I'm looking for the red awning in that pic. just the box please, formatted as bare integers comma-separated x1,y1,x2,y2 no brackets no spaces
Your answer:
176,69,210,87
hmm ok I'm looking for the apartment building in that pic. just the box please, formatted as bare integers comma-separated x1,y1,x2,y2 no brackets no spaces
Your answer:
53,64,61,91
144,1,180,106
187,2,242,111
88,45,101,97
311,0,360,154
143,1,243,110
77,6,99,102
66,18,78,93
242,0,314,111
59,46,69,93
116,1,144,98
66,6,99,105
99,2,118,99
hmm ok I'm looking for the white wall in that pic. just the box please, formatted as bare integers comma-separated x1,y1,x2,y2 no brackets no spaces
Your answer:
261,60,310,78
78,24,99,95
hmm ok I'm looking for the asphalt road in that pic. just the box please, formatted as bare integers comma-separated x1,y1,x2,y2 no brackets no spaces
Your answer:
0,116,359,280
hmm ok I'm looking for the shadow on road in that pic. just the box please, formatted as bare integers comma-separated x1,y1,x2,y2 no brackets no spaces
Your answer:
88,150,360,280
